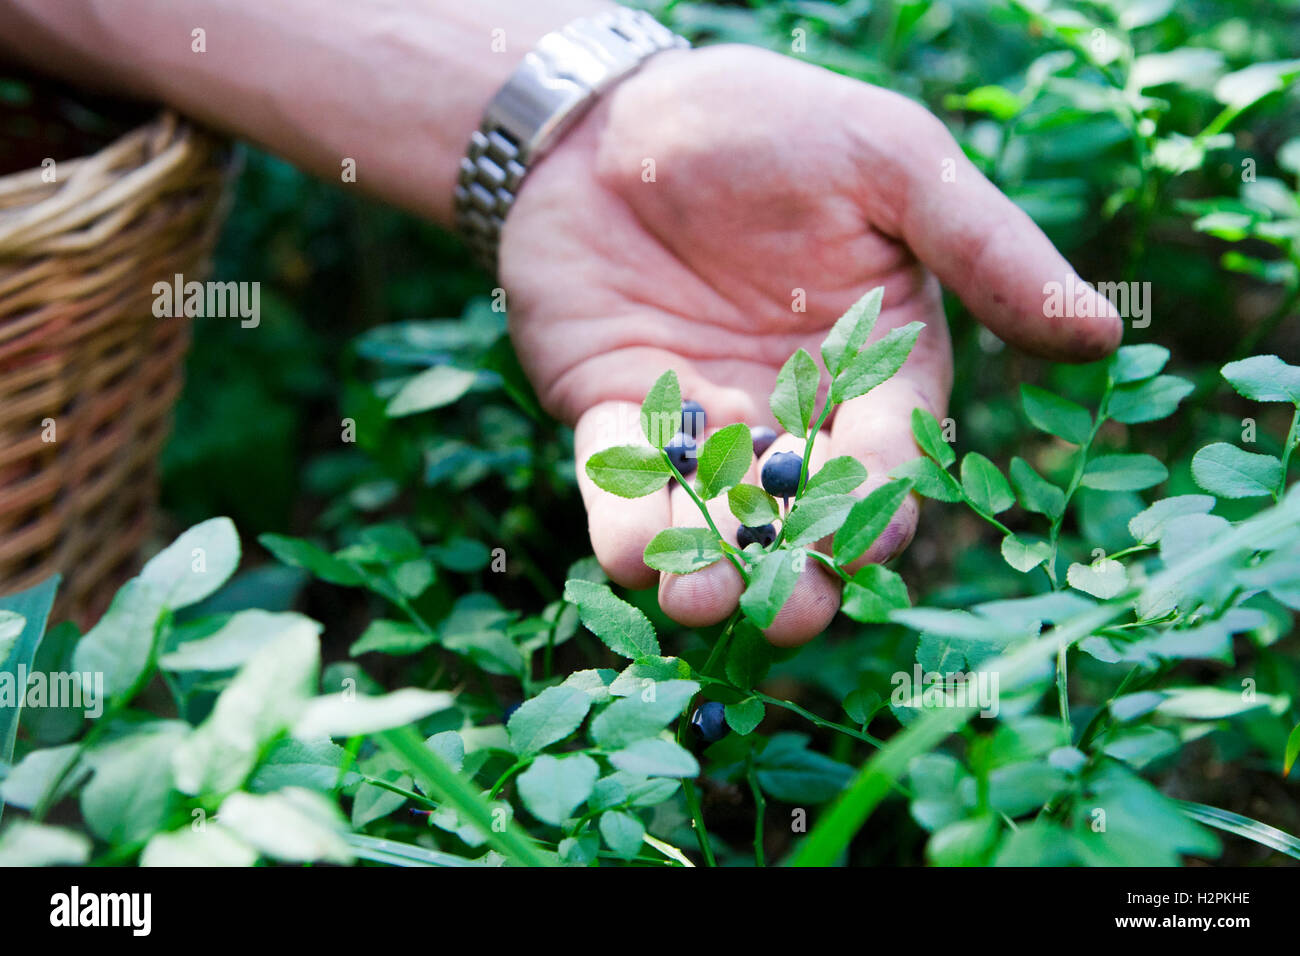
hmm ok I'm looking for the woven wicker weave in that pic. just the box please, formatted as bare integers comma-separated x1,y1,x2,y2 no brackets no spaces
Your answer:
0,95,230,627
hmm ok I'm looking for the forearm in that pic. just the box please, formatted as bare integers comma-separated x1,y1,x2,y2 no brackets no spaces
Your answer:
0,0,613,225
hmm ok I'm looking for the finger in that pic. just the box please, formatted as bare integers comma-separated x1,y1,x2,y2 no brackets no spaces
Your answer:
829,367,947,571
657,452,754,627
763,556,841,648
574,400,671,589
857,94,1122,361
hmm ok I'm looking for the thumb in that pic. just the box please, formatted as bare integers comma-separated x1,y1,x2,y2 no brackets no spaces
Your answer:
875,103,1124,361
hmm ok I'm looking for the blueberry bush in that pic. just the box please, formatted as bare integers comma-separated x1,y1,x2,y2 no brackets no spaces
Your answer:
2,0,1299,867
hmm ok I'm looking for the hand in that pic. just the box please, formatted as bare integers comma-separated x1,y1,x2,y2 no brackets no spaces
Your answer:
500,44,1122,645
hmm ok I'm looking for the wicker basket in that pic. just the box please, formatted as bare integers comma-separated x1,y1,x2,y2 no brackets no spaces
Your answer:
0,86,231,627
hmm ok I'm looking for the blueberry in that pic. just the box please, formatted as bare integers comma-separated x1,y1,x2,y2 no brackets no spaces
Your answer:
690,701,727,743
750,425,777,459
761,451,803,499
736,523,777,549
666,432,697,477
681,399,707,439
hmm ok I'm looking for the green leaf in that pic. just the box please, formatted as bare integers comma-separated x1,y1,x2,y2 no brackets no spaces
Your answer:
821,287,883,376
140,823,256,867
1009,458,1065,519
0,574,59,822
599,810,646,859
348,619,437,657
833,479,913,565
293,689,455,739
960,453,1015,515
841,565,911,623
584,445,673,498
1066,559,1128,599
386,365,477,417
218,788,353,864
912,408,955,468
1192,443,1283,498
589,680,700,748
172,626,320,799
739,549,803,628
725,698,765,735
1214,59,1300,110
640,369,682,448
161,610,322,671
769,349,821,438
140,517,241,610
249,737,362,793
831,322,924,403
259,534,365,587
695,423,754,499
755,733,854,802
1285,722,1300,776
1128,494,1216,544
1221,355,1300,404
609,738,700,778
1109,344,1169,384
927,815,1000,866
642,528,725,574
728,483,779,526
1178,801,1300,862
1149,686,1285,720
891,456,964,502
1107,375,1194,424
1080,454,1168,491
1021,385,1092,445
81,722,187,844
0,821,90,866
562,580,660,659
0,745,85,810
725,621,774,689
802,457,868,498
71,578,165,702
783,494,856,546
507,685,593,755
1001,534,1053,573
517,754,600,826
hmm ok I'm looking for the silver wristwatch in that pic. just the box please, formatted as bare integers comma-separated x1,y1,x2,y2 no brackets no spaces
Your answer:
454,7,689,271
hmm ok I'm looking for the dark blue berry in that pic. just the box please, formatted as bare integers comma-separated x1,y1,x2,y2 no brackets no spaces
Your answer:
503,700,522,723
761,451,803,499
690,701,727,743
750,425,778,459
681,399,707,439
666,432,697,477
737,523,777,549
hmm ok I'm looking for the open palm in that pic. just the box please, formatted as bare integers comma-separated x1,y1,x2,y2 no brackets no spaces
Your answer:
499,45,1121,645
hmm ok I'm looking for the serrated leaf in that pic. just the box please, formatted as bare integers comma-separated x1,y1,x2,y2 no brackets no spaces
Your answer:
891,456,964,502
563,580,659,659
695,423,753,499
1067,559,1128,599
584,445,672,498
507,685,593,755
1221,355,1300,404
1107,375,1194,424
739,549,803,629
831,322,924,403
728,483,779,526
725,698,765,735
1010,457,1065,519
1021,385,1092,444
821,286,883,375
1080,454,1168,491
640,369,682,448
1191,443,1283,498
841,565,910,623
589,681,700,748
961,453,1015,515
912,408,955,467
769,349,821,438
599,810,646,859
802,457,868,498
1001,534,1053,573
517,754,599,826
609,738,699,778
832,479,913,565
642,528,725,574
782,494,855,546
1109,344,1170,384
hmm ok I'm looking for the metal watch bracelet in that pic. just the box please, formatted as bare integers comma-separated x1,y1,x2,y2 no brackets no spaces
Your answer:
453,7,689,272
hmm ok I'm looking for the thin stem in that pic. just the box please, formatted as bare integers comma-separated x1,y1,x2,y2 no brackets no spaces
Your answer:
662,452,750,584
746,759,766,868
681,780,716,866
805,548,851,582
487,756,531,800
752,692,886,749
